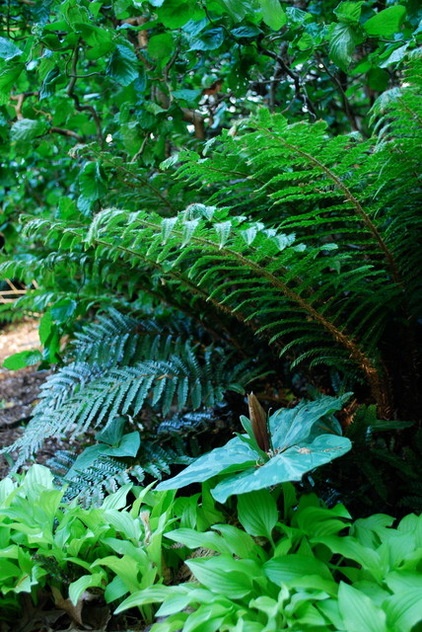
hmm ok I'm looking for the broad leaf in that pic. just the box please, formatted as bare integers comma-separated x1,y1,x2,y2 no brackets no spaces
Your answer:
0,37,23,60
329,23,363,70
3,349,43,370
338,582,388,631
259,0,286,30
334,2,364,24
237,489,278,539
364,6,407,37
211,434,351,503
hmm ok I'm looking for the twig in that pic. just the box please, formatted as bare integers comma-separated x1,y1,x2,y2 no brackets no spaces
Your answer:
67,44,103,143
50,127,85,142
316,55,360,132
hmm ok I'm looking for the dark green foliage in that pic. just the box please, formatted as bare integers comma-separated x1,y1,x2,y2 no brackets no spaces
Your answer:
47,442,188,507
1,309,265,469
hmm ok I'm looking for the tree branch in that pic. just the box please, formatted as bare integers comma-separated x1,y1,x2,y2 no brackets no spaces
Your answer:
67,44,103,143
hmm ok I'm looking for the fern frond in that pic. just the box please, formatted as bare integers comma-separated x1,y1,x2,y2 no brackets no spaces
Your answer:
1,310,265,468
73,205,396,410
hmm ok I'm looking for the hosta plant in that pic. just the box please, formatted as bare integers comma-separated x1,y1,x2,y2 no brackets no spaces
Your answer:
117,488,422,632
0,465,180,626
157,394,352,502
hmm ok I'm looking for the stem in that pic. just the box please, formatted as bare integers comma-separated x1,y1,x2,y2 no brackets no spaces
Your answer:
67,45,103,143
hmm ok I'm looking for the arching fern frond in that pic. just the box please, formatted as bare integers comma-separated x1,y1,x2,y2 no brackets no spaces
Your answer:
1,309,265,468
75,204,395,411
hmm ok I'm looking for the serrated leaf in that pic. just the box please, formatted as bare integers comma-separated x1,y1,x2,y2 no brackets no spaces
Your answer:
334,2,364,24
77,161,107,213
107,44,138,86
148,33,174,60
259,0,286,30
172,89,202,104
0,62,25,103
219,0,256,21
157,1,193,29
11,118,47,143
40,66,61,99
214,221,232,248
189,28,225,51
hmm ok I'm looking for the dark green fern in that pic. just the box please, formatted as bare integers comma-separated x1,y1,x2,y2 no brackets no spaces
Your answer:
1,310,265,468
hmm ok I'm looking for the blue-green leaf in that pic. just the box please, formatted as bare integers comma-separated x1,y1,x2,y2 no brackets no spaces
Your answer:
107,44,138,86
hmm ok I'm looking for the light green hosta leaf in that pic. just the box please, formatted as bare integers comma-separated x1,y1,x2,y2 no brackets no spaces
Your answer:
364,6,407,37
211,524,262,559
338,582,388,631
264,553,333,585
101,483,132,510
165,527,233,555
21,464,55,495
186,556,259,599
180,601,231,632
114,584,179,614
384,588,422,631
237,489,277,539
314,535,383,582
0,478,16,504
69,573,105,605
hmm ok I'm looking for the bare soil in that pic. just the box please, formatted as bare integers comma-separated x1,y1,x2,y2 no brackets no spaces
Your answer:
0,320,48,477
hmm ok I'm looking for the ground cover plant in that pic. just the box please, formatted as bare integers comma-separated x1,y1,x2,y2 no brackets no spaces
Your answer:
0,1,421,630
1,465,421,631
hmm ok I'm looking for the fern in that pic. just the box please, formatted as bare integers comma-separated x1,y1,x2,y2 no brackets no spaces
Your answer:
47,442,188,507
14,83,420,415
2,60,420,478
1,310,265,468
